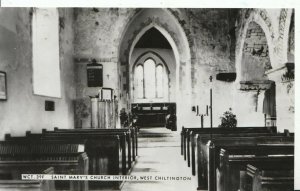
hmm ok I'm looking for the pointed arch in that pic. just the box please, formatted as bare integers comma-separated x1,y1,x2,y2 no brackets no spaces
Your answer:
236,9,276,82
117,8,192,127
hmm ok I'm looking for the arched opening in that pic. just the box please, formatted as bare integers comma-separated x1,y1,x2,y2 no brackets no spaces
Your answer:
239,21,276,126
241,21,272,81
118,8,192,130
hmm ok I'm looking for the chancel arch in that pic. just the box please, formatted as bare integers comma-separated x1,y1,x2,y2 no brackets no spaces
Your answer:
118,8,192,128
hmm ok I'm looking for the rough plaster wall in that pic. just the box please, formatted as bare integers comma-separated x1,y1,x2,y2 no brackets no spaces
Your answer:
131,48,176,102
74,8,135,60
0,8,76,139
74,59,119,128
267,71,294,132
74,8,136,104
233,90,265,127
73,9,143,128
74,8,192,128
279,80,294,128
73,9,135,128
185,9,238,127
75,60,118,98
187,65,237,127
189,9,236,72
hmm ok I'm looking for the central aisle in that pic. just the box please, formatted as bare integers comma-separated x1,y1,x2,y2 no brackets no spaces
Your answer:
122,128,197,191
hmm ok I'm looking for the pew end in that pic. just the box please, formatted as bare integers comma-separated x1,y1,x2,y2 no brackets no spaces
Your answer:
241,164,294,191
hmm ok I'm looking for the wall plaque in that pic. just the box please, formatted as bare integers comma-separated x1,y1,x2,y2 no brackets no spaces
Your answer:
87,59,103,87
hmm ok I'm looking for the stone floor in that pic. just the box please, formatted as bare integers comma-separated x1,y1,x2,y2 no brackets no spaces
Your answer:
121,127,198,191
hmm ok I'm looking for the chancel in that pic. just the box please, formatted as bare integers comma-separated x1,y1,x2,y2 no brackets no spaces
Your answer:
0,8,295,191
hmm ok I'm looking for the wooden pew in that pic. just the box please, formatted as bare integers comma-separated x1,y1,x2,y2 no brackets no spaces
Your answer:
217,145,294,191
240,164,294,191
53,127,138,157
5,133,122,190
0,167,54,191
186,128,277,168
41,130,131,173
181,126,277,161
192,132,291,175
184,126,277,161
196,135,293,191
52,127,138,161
0,142,88,191
182,127,271,155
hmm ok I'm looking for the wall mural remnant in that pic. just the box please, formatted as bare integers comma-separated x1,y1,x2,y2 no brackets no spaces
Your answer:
243,22,272,71
279,9,288,40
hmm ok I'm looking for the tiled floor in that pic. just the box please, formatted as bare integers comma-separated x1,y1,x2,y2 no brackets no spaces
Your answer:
121,128,198,191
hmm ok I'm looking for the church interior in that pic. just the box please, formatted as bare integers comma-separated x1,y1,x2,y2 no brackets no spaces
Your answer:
0,8,295,191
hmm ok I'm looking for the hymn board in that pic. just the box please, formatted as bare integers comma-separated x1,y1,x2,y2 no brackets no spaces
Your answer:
87,59,103,87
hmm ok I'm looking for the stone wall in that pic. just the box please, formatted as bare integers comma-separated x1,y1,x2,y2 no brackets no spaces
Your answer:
73,8,136,110
0,8,76,138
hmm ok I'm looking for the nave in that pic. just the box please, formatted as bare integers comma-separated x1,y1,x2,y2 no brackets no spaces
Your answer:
122,128,197,191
